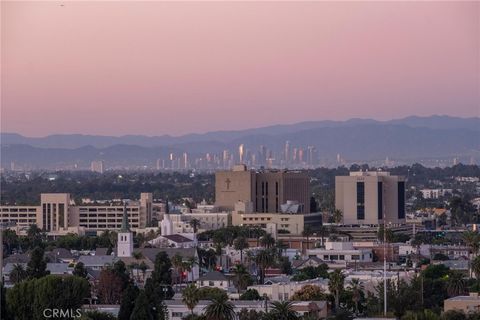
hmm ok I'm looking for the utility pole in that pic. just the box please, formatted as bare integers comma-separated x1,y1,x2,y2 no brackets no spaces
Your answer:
383,185,387,317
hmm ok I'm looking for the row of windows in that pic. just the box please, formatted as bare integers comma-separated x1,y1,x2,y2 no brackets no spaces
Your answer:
78,207,139,212
79,219,138,223
0,214,37,218
242,217,271,221
79,224,139,229
79,214,140,218
1,208,37,212
321,254,363,260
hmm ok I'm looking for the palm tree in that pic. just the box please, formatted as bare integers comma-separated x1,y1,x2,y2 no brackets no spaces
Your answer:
185,256,199,282
472,256,480,279
329,269,345,312
10,263,27,284
260,234,275,249
138,261,148,282
446,272,466,297
302,226,313,254
190,219,201,234
182,284,199,316
233,264,251,292
269,301,299,320
234,236,249,263
462,231,480,277
203,296,236,320
348,278,363,315
333,209,343,224
172,253,185,284
275,239,288,258
255,249,274,284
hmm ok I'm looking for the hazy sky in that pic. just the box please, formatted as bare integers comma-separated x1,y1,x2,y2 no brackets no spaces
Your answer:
2,1,479,137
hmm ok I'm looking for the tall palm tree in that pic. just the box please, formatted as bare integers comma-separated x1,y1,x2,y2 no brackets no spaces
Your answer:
275,239,288,258
348,278,364,315
329,269,345,312
233,264,251,292
462,231,480,277
260,234,275,249
172,253,185,284
333,209,343,224
269,301,299,320
255,249,274,284
203,296,236,320
234,236,249,263
302,226,313,254
182,284,199,316
190,219,201,234
185,256,199,282
472,256,480,279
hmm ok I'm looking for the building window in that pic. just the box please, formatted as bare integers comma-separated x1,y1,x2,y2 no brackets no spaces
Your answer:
356,182,365,220
378,181,383,220
398,181,405,219
209,281,214,286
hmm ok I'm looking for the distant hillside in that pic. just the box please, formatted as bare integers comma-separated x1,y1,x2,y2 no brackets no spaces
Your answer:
1,115,479,169
2,115,479,149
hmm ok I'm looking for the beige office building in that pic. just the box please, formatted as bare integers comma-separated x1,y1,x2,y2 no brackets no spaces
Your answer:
335,171,405,225
215,165,311,213
1,193,153,235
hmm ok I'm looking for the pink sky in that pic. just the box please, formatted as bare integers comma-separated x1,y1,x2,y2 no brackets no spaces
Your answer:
2,1,479,137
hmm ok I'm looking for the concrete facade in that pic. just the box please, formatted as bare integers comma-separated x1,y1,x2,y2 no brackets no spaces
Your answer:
215,165,311,213
0,192,153,235
335,171,405,225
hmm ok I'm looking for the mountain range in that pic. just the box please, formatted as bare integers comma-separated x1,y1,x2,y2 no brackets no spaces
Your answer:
1,115,479,169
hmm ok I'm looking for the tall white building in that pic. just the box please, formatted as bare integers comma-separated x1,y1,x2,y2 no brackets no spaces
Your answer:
91,160,105,173
335,171,406,225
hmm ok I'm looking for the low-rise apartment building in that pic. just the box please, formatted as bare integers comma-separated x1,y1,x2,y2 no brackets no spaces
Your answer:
0,192,153,235
306,241,373,263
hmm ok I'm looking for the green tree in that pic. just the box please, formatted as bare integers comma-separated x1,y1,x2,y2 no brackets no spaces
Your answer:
441,310,466,320
233,264,252,292
73,262,88,278
260,234,275,249
291,285,325,301
269,301,299,320
348,278,363,315
329,270,345,312
144,251,174,319
446,272,466,297
118,283,140,320
80,310,117,320
130,290,155,320
333,209,343,224
302,226,313,253
7,275,90,320
197,287,228,301
26,247,49,279
234,237,249,263
10,263,28,284
238,309,264,320
203,296,236,320
472,256,480,279
182,284,200,316
240,289,261,301
255,249,275,284
190,219,201,234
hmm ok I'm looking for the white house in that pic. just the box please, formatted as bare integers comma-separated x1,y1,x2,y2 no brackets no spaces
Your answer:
196,271,230,290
